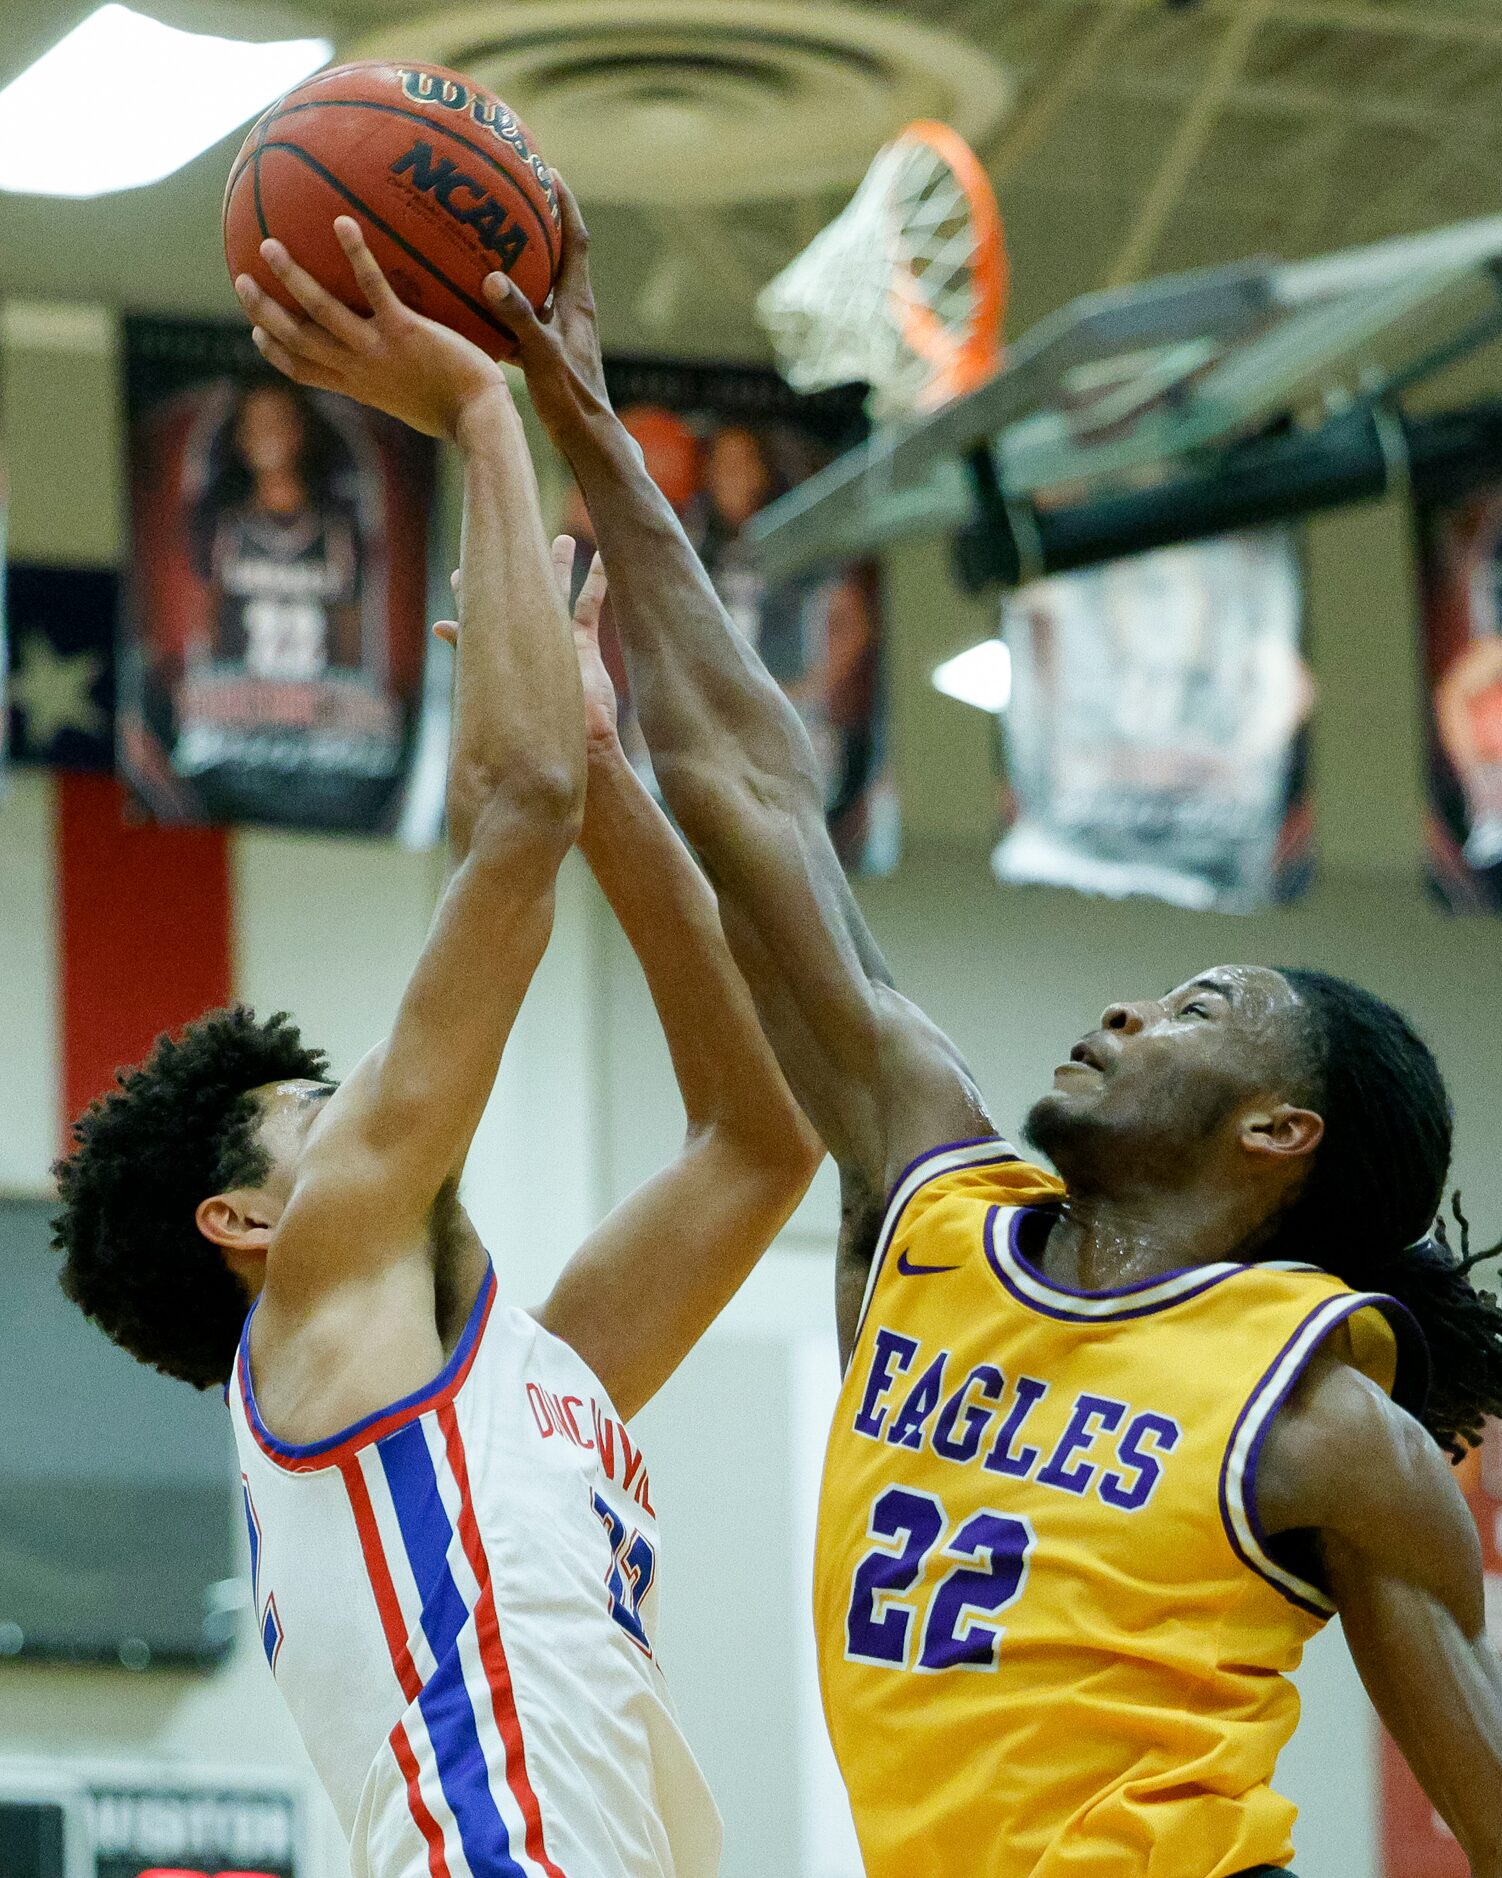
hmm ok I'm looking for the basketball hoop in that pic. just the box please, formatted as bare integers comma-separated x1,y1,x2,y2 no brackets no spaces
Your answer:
757,119,1007,419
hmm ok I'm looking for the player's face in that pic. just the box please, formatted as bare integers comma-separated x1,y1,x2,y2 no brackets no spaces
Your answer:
1023,965,1308,1188
236,386,307,474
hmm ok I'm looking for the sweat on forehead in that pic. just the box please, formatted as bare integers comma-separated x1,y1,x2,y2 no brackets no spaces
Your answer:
1166,965,1294,1002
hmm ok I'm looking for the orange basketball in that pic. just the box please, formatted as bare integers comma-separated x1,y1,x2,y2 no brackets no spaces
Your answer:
224,61,560,359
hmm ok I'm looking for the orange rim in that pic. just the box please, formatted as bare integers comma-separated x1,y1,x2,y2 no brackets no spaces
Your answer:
888,119,1007,408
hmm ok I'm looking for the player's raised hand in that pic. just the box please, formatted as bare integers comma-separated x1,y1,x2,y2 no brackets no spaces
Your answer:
434,537,615,747
481,174,609,451
562,541,616,752
234,217,510,442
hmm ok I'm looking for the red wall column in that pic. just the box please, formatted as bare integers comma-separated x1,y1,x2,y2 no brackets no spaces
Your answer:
54,773,233,1146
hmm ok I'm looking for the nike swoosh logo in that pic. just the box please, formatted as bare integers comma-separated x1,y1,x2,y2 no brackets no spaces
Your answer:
897,1251,960,1277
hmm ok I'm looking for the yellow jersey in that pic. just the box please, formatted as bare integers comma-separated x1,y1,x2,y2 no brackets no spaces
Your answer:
814,1136,1422,1878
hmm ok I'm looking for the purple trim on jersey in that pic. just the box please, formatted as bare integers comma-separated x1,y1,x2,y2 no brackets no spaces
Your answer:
1218,1291,1422,1619
850,1136,1021,1358
985,1207,1242,1322
879,1133,1017,1220
382,1419,529,1878
237,1265,496,1466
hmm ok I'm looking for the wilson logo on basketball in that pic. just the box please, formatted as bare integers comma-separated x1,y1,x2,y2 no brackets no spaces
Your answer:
390,139,530,268
397,67,560,221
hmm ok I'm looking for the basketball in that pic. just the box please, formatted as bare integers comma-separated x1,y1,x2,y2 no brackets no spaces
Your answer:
223,61,561,358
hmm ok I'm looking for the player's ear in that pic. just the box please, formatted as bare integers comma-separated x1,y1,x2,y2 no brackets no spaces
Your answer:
1240,1104,1324,1163
196,1190,276,1256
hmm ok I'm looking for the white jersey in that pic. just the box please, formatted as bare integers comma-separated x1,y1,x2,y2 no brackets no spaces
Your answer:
227,1265,722,1878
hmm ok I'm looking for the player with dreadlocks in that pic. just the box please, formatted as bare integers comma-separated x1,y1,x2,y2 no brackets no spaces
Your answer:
1262,968,1502,1464
337,177,1502,1878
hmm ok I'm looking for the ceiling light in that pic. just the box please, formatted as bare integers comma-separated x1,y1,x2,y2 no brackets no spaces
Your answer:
0,5,330,198
932,640,1012,713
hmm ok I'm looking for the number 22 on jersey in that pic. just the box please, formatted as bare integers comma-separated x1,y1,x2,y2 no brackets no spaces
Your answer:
592,1490,658,1657
846,1486,1035,1672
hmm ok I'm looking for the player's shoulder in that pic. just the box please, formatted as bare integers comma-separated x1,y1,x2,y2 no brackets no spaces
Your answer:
868,1135,1062,1294
1256,1330,1442,1538
885,1133,1064,1226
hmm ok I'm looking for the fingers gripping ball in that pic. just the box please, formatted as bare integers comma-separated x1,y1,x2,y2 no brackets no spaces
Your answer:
224,61,560,357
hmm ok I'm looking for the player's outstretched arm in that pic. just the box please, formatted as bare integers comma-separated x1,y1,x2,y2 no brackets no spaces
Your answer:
523,548,822,1418
232,225,586,1318
490,183,994,1352
1259,1355,1502,1875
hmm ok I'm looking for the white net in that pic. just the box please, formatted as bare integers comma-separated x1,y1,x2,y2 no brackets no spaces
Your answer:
758,130,995,418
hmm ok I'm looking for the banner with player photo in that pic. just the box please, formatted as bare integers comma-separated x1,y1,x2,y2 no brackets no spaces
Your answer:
564,357,896,875
993,530,1314,912
1416,488,1502,913
120,317,444,839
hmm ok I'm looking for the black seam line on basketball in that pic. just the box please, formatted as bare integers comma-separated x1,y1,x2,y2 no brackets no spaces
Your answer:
253,108,272,241
221,132,269,245
262,98,558,272
255,141,511,338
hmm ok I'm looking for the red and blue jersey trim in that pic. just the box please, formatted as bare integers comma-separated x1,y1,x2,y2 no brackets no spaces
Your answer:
337,1400,566,1878
235,1264,497,1474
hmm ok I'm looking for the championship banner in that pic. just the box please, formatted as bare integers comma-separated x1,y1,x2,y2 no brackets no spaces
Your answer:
0,1759,310,1878
1416,488,1502,913
120,317,443,839
993,530,1314,912
565,356,896,875
1380,1427,1501,1874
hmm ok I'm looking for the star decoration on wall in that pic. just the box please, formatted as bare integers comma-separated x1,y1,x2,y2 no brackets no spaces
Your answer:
8,631,108,749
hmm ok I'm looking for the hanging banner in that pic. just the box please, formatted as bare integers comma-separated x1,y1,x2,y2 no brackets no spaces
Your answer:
564,357,896,875
120,317,443,839
993,530,1314,911
1417,489,1502,912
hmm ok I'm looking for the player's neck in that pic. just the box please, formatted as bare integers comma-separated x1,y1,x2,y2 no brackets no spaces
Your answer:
1042,1186,1267,1293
